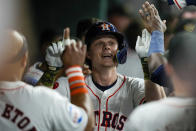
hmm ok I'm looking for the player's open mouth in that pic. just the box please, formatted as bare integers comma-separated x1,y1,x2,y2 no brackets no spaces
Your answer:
102,54,113,58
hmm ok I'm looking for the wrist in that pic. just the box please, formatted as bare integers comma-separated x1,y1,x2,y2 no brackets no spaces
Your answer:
65,66,88,96
148,31,164,57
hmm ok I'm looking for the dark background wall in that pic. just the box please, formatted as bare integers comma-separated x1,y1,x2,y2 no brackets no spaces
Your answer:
30,0,108,37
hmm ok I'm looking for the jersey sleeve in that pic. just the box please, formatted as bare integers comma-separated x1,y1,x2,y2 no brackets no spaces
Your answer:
131,78,145,107
151,64,173,95
55,77,71,101
49,91,88,131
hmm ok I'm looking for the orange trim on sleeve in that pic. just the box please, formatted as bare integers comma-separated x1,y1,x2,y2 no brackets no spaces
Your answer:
68,76,84,83
70,83,86,89
66,70,82,76
71,88,88,96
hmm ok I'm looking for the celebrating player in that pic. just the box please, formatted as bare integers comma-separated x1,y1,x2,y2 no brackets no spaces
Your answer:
83,21,165,131
0,30,94,131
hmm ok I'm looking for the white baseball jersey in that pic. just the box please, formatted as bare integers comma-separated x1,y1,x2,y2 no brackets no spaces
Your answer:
85,74,145,131
0,81,87,131
124,97,196,131
24,62,71,100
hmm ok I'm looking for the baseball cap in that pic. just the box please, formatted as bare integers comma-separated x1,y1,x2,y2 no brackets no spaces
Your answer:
85,21,125,50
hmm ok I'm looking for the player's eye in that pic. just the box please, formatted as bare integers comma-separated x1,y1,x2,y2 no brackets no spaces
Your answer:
95,42,104,47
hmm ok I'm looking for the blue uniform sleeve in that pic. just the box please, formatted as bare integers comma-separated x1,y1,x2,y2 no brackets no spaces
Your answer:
150,65,173,96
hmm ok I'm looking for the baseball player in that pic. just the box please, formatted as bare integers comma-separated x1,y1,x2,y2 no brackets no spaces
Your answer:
124,31,196,131
0,30,94,131
82,20,165,131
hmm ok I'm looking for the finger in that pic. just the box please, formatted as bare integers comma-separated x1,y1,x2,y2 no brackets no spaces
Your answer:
149,4,155,19
151,4,158,16
70,39,76,44
63,28,70,40
83,64,89,69
142,4,151,21
76,41,80,50
139,9,147,22
144,2,155,19
143,3,148,15
70,42,77,52
163,20,166,24
52,43,58,54
82,44,87,54
58,41,64,54
77,40,82,49
64,44,71,54
136,36,141,47
48,45,54,55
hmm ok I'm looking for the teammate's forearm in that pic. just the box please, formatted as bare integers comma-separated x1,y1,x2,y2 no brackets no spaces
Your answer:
145,80,166,102
148,31,166,74
148,53,166,74
65,66,94,131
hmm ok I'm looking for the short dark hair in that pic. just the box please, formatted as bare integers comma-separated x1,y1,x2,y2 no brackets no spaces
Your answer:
168,32,196,84
76,18,102,39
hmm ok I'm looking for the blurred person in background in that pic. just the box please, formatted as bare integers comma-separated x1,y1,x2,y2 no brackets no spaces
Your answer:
125,31,196,131
0,30,94,131
108,5,132,33
76,18,102,43
108,5,144,78
23,29,62,86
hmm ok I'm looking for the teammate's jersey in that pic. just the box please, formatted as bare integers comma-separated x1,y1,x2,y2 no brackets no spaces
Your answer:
0,81,87,131
24,62,71,100
124,97,196,131
85,74,145,131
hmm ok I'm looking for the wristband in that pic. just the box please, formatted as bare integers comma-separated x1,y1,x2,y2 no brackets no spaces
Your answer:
66,65,88,96
148,31,164,57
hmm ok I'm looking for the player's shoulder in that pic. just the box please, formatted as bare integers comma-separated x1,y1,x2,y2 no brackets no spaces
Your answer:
129,97,193,118
25,82,68,103
56,76,68,83
117,74,145,87
126,98,165,127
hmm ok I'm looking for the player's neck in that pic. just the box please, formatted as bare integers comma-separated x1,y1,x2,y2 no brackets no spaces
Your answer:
173,80,196,97
0,75,21,82
92,67,117,86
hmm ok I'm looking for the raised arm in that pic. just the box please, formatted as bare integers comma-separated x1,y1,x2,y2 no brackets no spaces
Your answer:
62,28,94,131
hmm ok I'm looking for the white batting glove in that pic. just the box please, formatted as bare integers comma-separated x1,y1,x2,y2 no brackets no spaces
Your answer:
45,39,77,67
135,29,151,58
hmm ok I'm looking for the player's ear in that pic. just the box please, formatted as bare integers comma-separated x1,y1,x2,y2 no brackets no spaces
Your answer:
165,63,174,77
21,52,28,68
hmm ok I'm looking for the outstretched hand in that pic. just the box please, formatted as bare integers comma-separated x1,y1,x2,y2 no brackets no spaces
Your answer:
62,28,86,69
139,1,166,33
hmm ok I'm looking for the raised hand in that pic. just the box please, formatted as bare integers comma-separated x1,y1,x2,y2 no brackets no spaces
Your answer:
139,1,167,33
62,39,86,69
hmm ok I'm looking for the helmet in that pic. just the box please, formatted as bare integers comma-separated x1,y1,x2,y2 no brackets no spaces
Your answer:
85,21,127,64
